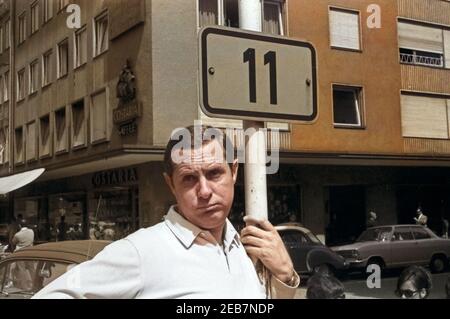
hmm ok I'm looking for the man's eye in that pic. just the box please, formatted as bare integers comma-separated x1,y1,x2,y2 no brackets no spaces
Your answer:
182,175,197,183
207,169,223,179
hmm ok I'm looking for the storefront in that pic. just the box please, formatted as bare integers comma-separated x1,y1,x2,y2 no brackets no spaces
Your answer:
13,167,140,244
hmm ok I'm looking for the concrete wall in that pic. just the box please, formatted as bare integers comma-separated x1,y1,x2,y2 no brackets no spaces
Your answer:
288,0,404,155
150,0,199,146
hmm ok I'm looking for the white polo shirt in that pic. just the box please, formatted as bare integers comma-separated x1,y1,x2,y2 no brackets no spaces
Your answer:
33,206,298,299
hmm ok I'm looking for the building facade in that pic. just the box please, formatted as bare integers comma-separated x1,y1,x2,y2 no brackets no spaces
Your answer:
0,0,449,246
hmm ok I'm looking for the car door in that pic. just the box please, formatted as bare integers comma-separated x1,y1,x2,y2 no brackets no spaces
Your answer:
279,229,309,272
390,226,420,266
410,227,435,264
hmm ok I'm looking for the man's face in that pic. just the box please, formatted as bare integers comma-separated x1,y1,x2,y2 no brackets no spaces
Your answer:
164,140,238,232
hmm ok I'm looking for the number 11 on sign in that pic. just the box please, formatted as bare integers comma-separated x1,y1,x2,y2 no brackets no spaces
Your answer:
243,48,278,105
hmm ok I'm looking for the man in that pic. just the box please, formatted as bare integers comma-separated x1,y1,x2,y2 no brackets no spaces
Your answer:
12,218,34,251
367,211,377,228
414,207,428,227
6,214,22,252
34,125,299,299
306,273,345,299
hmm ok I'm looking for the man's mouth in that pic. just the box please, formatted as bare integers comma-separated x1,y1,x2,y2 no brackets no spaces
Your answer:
199,204,221,212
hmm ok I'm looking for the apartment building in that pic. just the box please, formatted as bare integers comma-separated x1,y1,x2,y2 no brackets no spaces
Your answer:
0,0,449,246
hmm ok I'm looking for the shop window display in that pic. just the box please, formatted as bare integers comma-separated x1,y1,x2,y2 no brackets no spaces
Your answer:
88,188,137,241
48,195,85,242
229,185,301,231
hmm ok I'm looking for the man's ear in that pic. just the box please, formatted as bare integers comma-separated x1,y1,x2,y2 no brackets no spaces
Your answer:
231,159,239,184
163,172,176,196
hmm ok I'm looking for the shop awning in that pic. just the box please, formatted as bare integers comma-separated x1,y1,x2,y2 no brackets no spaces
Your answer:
0,168,45,194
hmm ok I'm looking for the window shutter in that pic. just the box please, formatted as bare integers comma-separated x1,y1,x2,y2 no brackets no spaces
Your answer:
199,0,218,27
329,9,360,50
444,30,450,68
263,2,281,35
398,22,444,54
401,95,448,139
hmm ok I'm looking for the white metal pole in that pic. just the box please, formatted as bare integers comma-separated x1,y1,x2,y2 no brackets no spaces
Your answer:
239,0,268,222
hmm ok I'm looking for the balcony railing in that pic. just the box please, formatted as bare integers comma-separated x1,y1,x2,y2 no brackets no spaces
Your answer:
400,52,444,68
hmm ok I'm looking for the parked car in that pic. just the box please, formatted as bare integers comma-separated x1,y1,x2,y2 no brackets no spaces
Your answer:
0,240,111,299
332,225,450,273
276,224,348,275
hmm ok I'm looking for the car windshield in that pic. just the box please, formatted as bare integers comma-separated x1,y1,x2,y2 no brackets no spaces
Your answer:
305,231,322,244
357,227,392,242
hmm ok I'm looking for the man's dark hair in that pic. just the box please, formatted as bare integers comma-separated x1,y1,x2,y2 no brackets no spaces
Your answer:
306,273,345,299
395,266,432,298
163,125,236,177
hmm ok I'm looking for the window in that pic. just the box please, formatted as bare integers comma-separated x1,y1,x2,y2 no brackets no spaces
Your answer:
263,1,284,35
401,94,450,139
329,8,361,51
42,50,53,86
74,26,87,68
4,19,9,50
94,11,109,57
198,0,285,33
39,115,51,158
15,127,24,164
3,71,8,102
17,68,26,101
44,0,54,22
332,85,363,127
198,0,219,26
54,107,68,153
393,227,414,241
398,21,448,68
91,89,108,142
445,30,450,68
0,76,3,103
412,228,431,240
0,128,6,164
57,39,68,78
71,100,86,148
29,60,39,94
0,26,3,53
31,1,40,34
26,121,37,162
58,0,69,11
0,127,8,164
18,12,26,44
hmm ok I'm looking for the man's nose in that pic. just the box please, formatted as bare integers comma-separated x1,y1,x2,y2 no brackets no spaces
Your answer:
197,176,212,199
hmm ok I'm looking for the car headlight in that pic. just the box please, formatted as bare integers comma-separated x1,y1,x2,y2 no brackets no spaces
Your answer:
350,250,360,259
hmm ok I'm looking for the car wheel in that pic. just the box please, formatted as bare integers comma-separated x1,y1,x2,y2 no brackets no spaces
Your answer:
366,258,385,274
430,256,447,273
313,264,334,276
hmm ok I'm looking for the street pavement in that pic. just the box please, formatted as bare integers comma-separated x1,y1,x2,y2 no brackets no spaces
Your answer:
295,270,449,299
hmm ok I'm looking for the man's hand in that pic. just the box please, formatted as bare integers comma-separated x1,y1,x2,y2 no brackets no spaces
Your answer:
240,217,295,284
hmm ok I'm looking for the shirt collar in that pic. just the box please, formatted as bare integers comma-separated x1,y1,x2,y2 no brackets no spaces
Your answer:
164,205,240,250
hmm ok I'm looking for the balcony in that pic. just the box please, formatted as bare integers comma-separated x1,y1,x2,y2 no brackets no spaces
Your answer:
400,52,444,69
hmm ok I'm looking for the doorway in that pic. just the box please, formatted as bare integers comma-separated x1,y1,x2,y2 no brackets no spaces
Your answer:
326,186,366,246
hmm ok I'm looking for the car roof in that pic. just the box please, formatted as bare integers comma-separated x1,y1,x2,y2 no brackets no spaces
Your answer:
367,225,426,229
275,224,311,234
2,240,111,264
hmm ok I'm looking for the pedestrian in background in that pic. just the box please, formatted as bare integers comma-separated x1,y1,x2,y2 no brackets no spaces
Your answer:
442,217,449,239
306,272,345,299
414,207,428,227
395,266,432,299
367,211,377,228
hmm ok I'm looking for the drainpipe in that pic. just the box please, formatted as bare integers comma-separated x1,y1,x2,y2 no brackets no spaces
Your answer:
8,0,14,175
7,0,15,220
239,0,268,222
